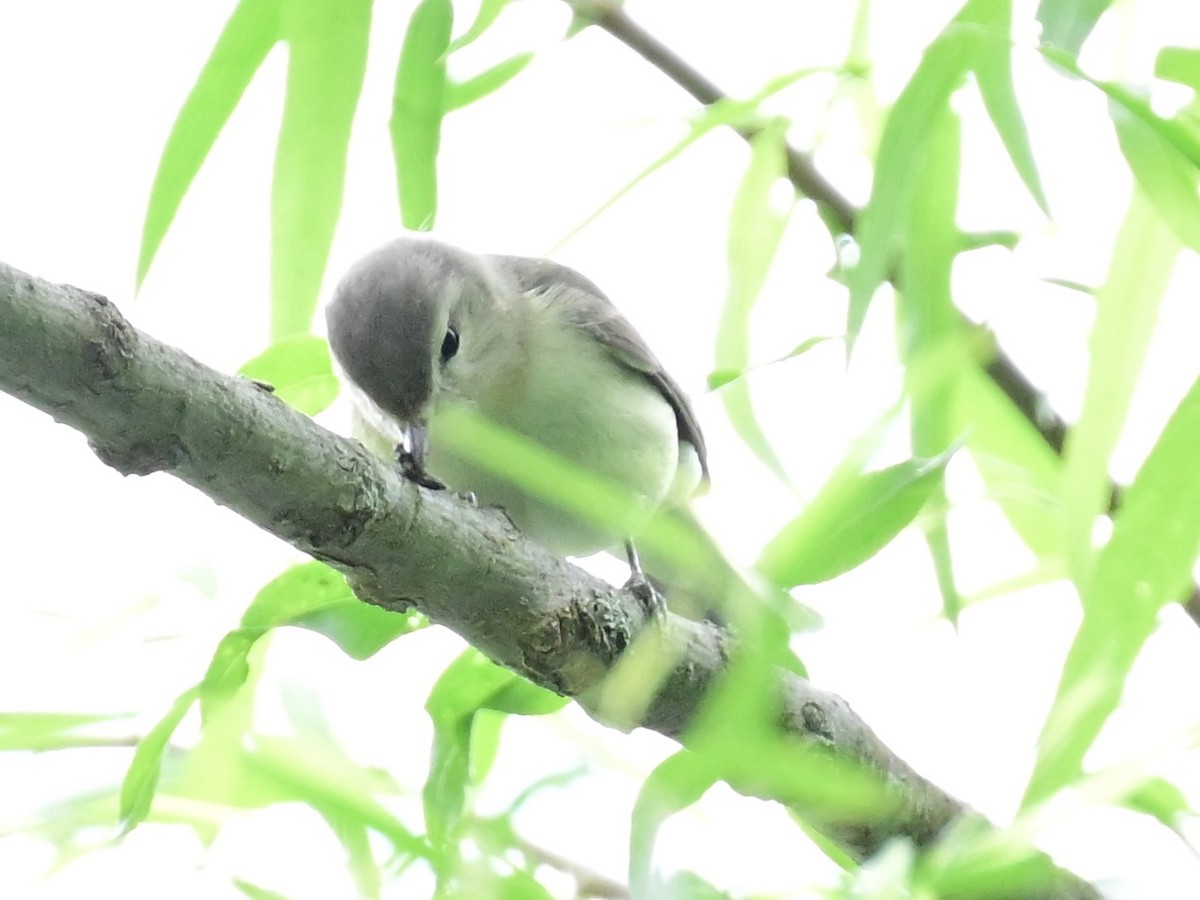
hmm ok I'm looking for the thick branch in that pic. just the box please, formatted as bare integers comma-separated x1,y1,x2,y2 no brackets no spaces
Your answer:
0,263,1096,895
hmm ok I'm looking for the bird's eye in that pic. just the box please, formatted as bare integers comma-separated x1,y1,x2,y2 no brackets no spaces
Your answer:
440,327,460,363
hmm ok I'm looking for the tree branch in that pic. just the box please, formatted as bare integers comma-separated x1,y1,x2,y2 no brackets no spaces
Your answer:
0,262,1098,895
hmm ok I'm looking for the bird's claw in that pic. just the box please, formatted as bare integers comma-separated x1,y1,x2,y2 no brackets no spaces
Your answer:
395,446,445,490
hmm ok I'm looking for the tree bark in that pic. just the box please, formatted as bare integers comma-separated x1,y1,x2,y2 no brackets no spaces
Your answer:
0,261,1098,897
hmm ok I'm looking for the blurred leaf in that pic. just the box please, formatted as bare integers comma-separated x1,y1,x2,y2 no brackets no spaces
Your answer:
120,686,199,830
247,735,424,856
444,52,534,111
491,871,557,900
1121,776,1193,837
1035,0,1113,56
706,335,837,391
1112,99,1200,253
1156,46,1200,91
758,449,955,588
392,0,453,230
271,0,371,338
900,102,963,622
845,7,970,349
1060,191,1180,582
716,119,793,481
238,334,338,415
201,563,426,715
1025,369,1200,806
966,0,1049,214
552,66,827,252
137,0,281,290
201,629,259,712
960,367,1065,559
234,881,288,900
446,0,511,53
243,560,426,659
423,650,562,859
850,0,1046,347
1042,46,1200,169
0,712,129,751
629,750,719,896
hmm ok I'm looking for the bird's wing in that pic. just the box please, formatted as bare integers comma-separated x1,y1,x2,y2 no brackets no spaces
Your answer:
488,254,708,479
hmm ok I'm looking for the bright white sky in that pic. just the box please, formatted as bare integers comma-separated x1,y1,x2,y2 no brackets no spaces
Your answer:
2,0,1200,897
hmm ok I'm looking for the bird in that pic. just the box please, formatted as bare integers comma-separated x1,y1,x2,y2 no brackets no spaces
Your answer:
325,235,708,610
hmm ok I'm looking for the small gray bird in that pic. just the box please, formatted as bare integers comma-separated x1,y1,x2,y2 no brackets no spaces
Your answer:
325,236,707,601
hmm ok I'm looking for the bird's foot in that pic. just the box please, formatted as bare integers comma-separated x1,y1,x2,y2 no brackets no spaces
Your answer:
624,570,666,620
395,445,445,490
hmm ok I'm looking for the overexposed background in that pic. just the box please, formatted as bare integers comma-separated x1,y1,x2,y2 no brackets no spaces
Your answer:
2,0,1200,896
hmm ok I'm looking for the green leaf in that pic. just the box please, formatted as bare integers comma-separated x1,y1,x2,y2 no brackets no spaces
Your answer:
243,560,426,659
1121,776,1193,835
758,449,955,588
137,0,282,290
899,100,964,622
391,0,453,231
716,119,793,481
246,735,424,855
120,686,200,829
0,711,128,751
1035,0,1114,56
1042,46,1200,170
551,66,828,252
629,751,719,896
1025,369,1200,806
1156,47,1200,91
446,0,511,53
423,650,554,857
966,0,1049,214
444,52,534,112
1060,191,1181,581
1112,100,1200,254
959,368,1065,559
234,881,289,900
846,12,970,349
238,334,338,416
271,0,371,338
706,335,837,392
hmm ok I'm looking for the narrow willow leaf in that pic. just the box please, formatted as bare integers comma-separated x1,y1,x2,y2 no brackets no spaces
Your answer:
1025,370,1200,806
959,368,1064,559
1042,46,1200,170
758,450,954,588
901,104,963,621
551,67,828,252
239,334,338,415
629,751,719,896
120,686,200,829
1061,191,1181,582
1112,102,1200,253
443,52,534,112
247,735,424,855
423,651,523,856
0,712,127,751
1035,0,1114,56
446,0,510,53
1156,46,1200,90
965,0,1050,213
391,0,453,231
243,561,426,659
845,15,970,349
137,0,281,290
716,120,792,481
271,0,371,338
706,335,837,392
